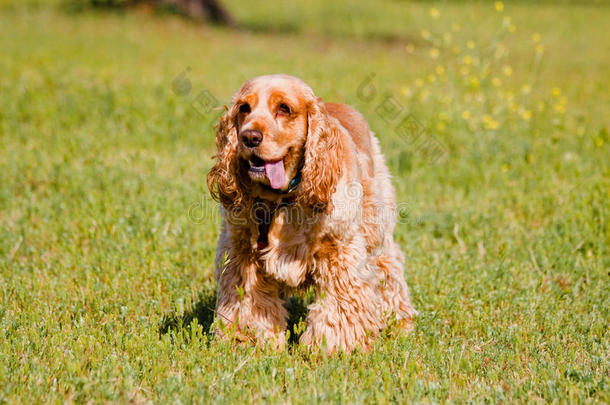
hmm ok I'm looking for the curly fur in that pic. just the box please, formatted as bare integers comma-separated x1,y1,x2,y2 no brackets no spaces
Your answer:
207,74,416,352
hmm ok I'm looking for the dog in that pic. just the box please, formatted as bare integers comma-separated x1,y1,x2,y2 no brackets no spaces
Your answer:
207,74,416,352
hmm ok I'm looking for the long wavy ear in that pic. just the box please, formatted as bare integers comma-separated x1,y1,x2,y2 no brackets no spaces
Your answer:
207,106,248,209
298,98,345,212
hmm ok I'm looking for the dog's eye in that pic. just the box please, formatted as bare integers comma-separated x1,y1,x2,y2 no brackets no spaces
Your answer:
239,103,251,114
278,103,291,115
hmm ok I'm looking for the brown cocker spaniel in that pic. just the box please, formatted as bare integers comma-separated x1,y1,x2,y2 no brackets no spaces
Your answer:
207,74,416,352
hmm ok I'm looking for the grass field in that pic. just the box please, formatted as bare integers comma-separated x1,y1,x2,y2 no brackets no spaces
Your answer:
0,0,608,402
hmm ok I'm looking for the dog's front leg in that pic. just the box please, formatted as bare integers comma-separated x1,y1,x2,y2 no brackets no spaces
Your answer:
300,234,385,352
214,250,288,349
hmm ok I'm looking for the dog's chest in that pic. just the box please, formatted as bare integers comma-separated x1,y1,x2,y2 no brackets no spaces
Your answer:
256,206,311,287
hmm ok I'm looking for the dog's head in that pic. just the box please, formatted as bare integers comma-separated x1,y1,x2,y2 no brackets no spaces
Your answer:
208,74,343,211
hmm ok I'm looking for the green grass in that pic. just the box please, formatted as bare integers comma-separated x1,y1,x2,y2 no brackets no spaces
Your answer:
1,0,608,403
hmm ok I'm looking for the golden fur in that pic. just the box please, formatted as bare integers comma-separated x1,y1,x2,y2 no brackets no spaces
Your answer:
207,74,416,352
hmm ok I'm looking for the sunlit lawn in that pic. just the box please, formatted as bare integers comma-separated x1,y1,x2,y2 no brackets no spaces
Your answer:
0,0,608,402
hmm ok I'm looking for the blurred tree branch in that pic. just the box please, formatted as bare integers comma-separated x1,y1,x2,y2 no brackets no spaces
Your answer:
86,0,236,26
159,0,235,25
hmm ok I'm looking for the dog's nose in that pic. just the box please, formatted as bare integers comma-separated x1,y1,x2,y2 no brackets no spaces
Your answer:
240,129,263,147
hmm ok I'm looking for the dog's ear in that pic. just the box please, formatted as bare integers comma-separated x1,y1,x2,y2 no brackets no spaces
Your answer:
298,97,345,212
207,105,249,209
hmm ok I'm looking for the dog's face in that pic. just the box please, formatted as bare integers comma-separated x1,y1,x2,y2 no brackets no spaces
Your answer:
208,74,342,211
232,75,311,191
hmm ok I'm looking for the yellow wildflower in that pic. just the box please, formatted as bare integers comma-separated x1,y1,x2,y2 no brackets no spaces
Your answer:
492,77,502,87
415,78,424,87
521,84,531,95
560,96,567,105
463,55,472,65
502,65,513,76
470,76,480,88
486,119,499,130
522,110,532,120
467,40,476,49
536,44,544,54
552,87,561,97
531,32,541,42
435,65,445,75
443,32,452,44
427,73,436,83
508,24,516,33
494,1,504,12
421,30,431,40
429,8,440,19
429,48,440,59
462,110,471,120
401,86,413,98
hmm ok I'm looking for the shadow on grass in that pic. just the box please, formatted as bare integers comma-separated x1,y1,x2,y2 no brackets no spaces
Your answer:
229,20,428,49
237,21,302,36
159,288,313,345
159,288,218,336
284,295,310,345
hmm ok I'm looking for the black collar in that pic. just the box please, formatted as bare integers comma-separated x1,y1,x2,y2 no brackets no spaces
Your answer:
283,171,302,194
254,172,301,250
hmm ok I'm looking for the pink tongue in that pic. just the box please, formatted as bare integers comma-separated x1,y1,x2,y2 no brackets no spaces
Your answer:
264,160,286,189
